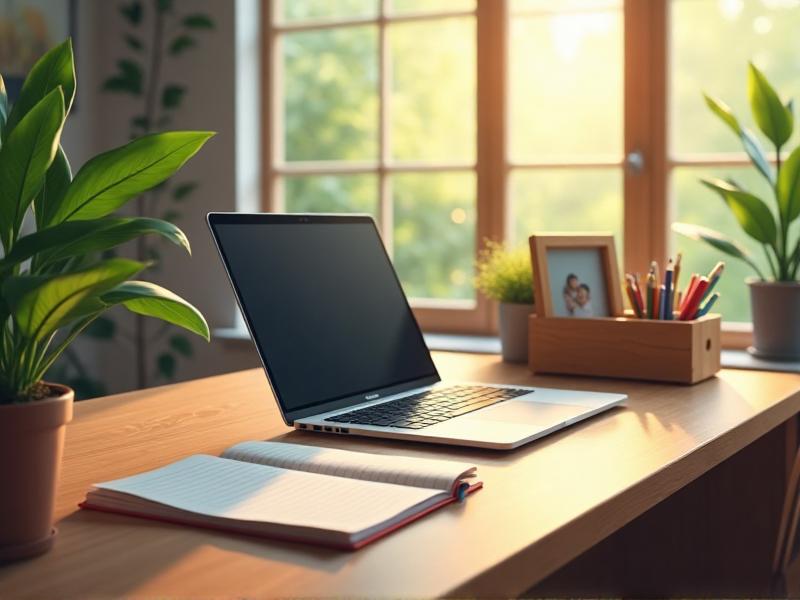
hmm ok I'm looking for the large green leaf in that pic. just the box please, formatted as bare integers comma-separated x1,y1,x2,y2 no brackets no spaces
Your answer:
0,217,190,274
777,145,800,225
0,87,65,246
704,93,741,135
101,281,210,340
0,74,8,145
5,39,75,134
672,222,764,277
748,63,793,148
34,144,72,229
4,259,146,340
50,131,214,225
740,128,774,185
701,177,777,245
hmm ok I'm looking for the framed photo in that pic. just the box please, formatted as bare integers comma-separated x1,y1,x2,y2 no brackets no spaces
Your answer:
529,234,623,319
0,0,75,102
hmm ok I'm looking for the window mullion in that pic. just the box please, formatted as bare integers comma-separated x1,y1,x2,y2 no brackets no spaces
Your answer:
623,0,668,275
378,0,394,254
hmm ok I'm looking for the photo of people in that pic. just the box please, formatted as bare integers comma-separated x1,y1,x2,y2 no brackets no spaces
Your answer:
562,274,594,317
547,248,610,318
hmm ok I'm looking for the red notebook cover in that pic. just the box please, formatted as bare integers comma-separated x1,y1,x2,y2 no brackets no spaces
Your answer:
79,481,483,551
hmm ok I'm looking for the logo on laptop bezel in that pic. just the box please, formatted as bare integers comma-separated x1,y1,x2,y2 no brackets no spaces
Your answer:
365,393,380,400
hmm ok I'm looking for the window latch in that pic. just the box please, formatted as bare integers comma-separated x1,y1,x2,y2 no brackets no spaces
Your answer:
625,150,645,175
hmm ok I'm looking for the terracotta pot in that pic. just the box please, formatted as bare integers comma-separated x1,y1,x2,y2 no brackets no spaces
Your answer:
0,384,73,562
748,280,800,361
499,302,534,363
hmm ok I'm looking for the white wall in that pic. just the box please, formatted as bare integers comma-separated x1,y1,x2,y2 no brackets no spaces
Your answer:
61,0,261,394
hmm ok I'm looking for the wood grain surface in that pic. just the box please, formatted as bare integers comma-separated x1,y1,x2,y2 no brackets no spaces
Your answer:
1,352,799,598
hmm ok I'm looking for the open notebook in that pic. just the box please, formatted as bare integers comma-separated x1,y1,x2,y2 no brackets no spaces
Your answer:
81,441,481,550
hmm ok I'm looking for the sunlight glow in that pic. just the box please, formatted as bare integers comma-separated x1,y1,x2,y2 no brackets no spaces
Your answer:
549,12,615,62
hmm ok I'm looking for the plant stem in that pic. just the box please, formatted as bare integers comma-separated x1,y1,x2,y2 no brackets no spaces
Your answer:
134,2,167,389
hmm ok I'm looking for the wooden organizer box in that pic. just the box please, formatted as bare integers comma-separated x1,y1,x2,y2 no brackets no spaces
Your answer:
528,313,721,384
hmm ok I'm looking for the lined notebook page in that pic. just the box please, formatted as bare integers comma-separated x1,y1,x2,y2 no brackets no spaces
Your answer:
92,455,444,536
221,441,476,491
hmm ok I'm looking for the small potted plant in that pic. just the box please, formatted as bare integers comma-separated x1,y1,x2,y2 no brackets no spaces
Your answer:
0,39,212,561
475,240,534,362
674,63,800,360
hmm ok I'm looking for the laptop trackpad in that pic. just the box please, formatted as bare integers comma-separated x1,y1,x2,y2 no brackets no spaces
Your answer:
465,400,590,426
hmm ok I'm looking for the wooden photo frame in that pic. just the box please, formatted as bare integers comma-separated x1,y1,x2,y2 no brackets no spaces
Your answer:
529,234,623,319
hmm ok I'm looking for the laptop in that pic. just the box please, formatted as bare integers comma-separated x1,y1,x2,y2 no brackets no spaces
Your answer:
208,213,625,450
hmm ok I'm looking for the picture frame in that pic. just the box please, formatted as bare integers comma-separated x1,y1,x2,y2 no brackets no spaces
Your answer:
529,234,623,319
0,0,76,102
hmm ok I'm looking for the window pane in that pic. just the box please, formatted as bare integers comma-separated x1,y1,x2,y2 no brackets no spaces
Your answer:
508,168,622,244
509,4,622,161
390,0,475,15
511,0,621,13
282,27,378,161
393,172,476,301
279,0,377,23
283,174,378,216
671,0,800,155
671,166,777,323
390,18,476,162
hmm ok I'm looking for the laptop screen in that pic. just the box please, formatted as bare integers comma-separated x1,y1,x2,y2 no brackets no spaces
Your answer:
209,214,438,416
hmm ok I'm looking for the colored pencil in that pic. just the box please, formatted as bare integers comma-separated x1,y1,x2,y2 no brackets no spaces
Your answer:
664,260,674,320
702,261,725,302
646,271,656,319
658,284,667,319
681,274,699,312
672,253,682,306
679,276,709,320
696,292,719,318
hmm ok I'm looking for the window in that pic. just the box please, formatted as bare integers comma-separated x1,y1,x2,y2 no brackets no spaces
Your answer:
669,0,800,324
262,0,799,340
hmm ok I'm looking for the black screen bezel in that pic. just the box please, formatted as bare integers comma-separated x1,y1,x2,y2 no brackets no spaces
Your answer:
207,212,440,424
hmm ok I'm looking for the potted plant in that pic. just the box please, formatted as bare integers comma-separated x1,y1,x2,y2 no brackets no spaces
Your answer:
674,63,800,360
475,240,534,362
0,39,212,561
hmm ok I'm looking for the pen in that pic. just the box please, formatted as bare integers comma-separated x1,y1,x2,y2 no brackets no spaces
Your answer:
658,284,667,320
664,259,674,320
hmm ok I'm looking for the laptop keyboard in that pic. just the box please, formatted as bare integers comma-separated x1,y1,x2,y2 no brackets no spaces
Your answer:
324,385,531,430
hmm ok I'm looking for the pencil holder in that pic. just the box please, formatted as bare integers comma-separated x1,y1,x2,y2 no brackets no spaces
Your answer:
528,313,721,384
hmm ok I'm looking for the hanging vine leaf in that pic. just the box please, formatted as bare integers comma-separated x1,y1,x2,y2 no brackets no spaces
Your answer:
183,14,214,29
156,352,176,379
120,1,143,25
169,35,195,56
162,209,180,222
157,0,173,13
161,85,185,109
169,334,192,357
84,316,116,339
131,115,149,131
124,34,143,51
102,59,143,95
172,182,197,201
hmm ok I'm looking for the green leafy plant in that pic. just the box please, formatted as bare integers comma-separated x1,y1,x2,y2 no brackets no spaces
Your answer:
673,63,800,282
474,240,534,304
92,0,215,389
0,39,212,404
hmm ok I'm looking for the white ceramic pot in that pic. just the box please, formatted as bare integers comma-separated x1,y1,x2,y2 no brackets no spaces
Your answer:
748,280,800,361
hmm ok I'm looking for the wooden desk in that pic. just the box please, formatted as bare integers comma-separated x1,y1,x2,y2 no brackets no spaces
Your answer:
1,352,800,598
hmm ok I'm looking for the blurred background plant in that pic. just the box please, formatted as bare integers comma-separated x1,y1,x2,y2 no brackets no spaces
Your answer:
474,240,534,305
50,0,214,397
